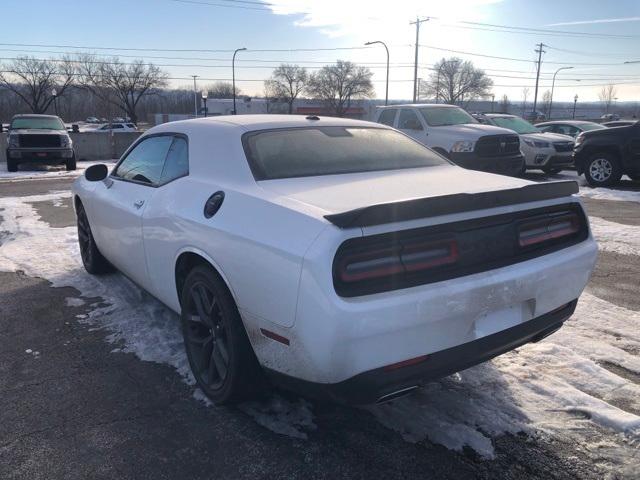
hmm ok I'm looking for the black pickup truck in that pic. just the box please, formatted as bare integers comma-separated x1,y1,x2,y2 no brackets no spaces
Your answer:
573,121,640,187
5,114,75,172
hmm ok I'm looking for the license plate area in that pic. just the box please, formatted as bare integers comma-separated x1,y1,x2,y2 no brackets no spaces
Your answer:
474,304,524,339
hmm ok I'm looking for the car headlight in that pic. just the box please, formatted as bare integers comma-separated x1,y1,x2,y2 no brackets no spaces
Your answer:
575,133,585,146
523,138,551,148
60,135,72,148
8,134,19,148
451,140,475,153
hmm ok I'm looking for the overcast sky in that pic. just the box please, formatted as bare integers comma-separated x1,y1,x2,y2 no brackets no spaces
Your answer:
5,0,640,103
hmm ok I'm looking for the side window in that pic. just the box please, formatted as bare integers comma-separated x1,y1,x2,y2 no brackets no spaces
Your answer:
378,109,397,126
398,109,424,131
111,124,123,129
160,136,189,184
567,126,579,137
113,136,173,185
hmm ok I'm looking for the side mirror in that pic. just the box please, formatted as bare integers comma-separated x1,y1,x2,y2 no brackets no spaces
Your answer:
85,164,108,182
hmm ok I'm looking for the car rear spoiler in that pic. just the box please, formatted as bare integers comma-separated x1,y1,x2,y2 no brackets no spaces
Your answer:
324,181,579,229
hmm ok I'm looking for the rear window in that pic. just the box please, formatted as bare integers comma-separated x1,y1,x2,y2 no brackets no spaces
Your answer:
419,107,477,127
580,123,607,132
242,126,448,180
10,117,65,130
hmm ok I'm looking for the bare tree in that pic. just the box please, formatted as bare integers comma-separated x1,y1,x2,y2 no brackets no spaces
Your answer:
76,55,167,124
264,64,308,114
204,82,241,99
307,61,373,117
0,56,76,114
521,87,530,115
420,58,493,106
598,84,618,114
500,94,510,113
541,90,552,117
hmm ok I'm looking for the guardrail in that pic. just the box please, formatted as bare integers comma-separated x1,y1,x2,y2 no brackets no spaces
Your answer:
0,131,142,163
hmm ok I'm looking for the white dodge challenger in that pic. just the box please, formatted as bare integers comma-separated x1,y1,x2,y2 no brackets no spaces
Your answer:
72,115,597,405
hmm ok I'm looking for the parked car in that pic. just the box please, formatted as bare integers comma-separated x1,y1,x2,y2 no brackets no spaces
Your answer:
86,116,100,124
374,104,525,176
536,120,606,138
573,121,640,187
477,113,574,174
94,122,138,132
600,113,620,121
524,111,547,123
602,120,638,128
73,115,597,405
5,114,75,172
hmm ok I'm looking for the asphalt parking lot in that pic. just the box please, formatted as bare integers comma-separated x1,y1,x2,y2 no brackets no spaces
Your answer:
1,169,640,479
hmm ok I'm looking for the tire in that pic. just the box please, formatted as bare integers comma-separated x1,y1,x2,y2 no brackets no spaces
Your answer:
542,167,562,175
6,155,18,172
584,153,622,187
180,265,263,404
76,202,114,274
66,154,77,171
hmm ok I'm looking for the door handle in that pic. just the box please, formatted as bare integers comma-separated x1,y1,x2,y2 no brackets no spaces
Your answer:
133,200,145,209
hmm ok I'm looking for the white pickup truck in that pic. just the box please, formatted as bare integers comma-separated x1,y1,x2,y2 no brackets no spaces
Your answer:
374,104,525,176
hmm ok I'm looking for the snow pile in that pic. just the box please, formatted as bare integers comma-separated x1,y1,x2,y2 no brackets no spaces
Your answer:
590,216,640,257
578,187,640,204
0,190,639,470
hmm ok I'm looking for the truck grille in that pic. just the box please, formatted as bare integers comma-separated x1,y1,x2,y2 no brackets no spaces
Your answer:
475,135,520,157
18,134,61,148
553,141,574,153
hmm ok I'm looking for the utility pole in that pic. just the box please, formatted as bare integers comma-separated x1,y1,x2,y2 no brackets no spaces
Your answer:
410,17,429,103
191,75,199,116
532,42,546,115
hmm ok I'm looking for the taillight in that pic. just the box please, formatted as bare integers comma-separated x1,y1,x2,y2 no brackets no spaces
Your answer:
518,212,580,247
337,238,458,283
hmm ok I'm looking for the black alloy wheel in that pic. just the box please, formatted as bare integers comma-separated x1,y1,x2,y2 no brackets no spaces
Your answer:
180,266,263,404
76,203,114,274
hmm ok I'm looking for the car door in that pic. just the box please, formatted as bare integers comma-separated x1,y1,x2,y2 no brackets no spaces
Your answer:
89,135,174,287
140,135,190,304
397,108,426,144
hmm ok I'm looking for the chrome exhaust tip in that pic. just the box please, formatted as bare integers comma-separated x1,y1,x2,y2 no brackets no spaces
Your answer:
376,386,419,404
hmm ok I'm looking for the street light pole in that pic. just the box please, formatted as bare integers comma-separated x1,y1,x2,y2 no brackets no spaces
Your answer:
202,91,208,117
232,47,247,115
365,41,389,106
549,66,573,120
573,94,578,119
191,75,199,116
51,88,58,116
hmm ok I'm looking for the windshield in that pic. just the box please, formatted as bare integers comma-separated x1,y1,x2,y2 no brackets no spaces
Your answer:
490,116,540,134
10,117,65,130
419,107,477,126
242,127,449,180
580,123,607,132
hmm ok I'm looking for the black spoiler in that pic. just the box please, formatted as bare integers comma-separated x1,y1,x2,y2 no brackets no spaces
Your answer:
324,181,579,229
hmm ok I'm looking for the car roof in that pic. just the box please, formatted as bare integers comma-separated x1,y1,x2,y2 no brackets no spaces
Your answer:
150,114,386,133
536,120,599,126
484,113,516,118
376,103,458,109
11,114,60,120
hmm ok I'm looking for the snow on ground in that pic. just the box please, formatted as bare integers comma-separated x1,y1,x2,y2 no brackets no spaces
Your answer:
0,160,116,180
578,186,640,204
0,189,639,473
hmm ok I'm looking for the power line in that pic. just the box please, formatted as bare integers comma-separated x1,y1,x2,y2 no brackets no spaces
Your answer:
168,0,273,11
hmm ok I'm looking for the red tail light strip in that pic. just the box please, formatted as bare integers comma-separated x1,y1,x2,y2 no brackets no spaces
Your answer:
519,214,580,247
338,239,458,283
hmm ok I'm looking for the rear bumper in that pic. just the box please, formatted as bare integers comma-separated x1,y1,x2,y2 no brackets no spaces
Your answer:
450,152,525,176
267,299,577,405
7,148,73,162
